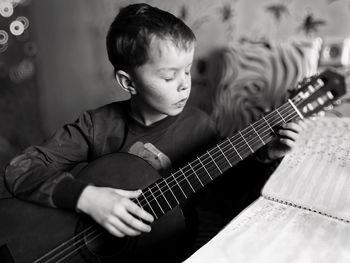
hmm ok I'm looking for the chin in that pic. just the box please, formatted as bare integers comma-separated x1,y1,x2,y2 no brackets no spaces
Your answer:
167,107,184,116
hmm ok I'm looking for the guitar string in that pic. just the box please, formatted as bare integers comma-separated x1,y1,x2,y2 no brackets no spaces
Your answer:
170,108,297,196
139,102,290,199
102,100,298,216
139,107,299,215
33,225,99,263
54,231,104,263
35,92,310,262
40,227,102,263
136,99,301,209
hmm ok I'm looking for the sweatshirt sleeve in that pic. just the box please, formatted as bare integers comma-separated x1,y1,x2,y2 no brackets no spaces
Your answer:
4,111,94,210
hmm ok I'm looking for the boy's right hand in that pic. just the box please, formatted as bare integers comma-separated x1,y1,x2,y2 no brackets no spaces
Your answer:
77,185,154,237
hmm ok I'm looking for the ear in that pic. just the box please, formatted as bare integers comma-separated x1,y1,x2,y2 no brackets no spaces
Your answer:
115,70,137,95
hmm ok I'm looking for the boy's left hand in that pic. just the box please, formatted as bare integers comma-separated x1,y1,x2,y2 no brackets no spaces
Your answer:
265,120,306,160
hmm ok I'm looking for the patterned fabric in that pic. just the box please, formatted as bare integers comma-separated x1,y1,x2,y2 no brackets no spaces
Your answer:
209,38,322,138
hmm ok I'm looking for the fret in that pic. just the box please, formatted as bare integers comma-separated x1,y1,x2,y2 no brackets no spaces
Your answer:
268,110,284,127
180,167,195,193
276,108,286,123
140,191,158,219
227,137,243,160
249,127,264,151
250,123,265,145
164,177,180,205
197,156,213,180
155,182,172,210
188,162,204,187
207,150,222,174
218,144,232,167
262,115,276,136
148,187,165,215
288,99,304,119
172,173,187,198
239,131,254,153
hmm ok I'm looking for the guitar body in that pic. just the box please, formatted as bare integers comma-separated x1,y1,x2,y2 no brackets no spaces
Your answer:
0,153,187,263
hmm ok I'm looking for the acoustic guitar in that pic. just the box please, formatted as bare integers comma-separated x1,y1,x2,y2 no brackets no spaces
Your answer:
0,69,346,262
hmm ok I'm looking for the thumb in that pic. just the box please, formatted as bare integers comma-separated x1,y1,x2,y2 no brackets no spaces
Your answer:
113,189,142,198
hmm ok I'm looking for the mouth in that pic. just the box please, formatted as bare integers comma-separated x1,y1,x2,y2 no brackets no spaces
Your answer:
175,98,188,107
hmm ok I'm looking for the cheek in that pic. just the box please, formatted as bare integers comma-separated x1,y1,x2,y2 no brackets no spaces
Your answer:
152,89,175,105
146,82,177,103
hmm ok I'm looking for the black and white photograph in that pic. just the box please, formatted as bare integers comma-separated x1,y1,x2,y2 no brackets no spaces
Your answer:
1,0,350,262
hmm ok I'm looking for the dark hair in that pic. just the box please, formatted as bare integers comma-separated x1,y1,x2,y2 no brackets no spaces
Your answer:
106,3,196,73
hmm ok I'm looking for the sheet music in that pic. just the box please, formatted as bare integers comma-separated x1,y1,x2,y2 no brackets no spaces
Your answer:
185,197,350,263
262,117,350,222
185,117,350,263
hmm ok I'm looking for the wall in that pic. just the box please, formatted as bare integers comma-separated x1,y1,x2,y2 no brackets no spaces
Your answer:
31,0,129,135
0,1,43,169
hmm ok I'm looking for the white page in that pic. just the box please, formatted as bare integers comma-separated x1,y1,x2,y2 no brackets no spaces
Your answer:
185,197,350,263
262,117,350,222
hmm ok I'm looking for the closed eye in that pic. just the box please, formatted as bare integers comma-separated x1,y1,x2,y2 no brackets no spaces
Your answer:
164,76,175,82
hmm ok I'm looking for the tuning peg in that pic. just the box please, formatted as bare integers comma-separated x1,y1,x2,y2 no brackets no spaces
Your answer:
326,91,335,100
334,99,342,105
317,97,325,105
325,105,334,111
308,85,316,92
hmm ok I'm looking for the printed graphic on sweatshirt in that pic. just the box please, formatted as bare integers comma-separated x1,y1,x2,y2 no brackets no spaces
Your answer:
128,141,172,176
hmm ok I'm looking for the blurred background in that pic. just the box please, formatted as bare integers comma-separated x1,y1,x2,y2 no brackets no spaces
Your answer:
1,0,350,169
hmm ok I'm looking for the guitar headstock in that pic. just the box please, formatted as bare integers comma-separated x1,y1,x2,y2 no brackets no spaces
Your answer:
291,69,346,118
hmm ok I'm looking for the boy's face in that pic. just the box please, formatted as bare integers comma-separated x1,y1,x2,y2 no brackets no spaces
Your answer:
129,37,195,124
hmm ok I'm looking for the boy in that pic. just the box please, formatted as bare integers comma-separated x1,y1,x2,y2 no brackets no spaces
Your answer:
4,3,302,262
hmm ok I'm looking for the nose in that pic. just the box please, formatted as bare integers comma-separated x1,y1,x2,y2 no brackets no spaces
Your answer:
177,73,190,92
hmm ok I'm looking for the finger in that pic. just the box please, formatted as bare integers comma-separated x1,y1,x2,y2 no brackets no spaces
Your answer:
125,200,154,223
278,129,299,141
114,189,142,198
279,138,295,149
281,122,303,133
119,209,152,233
106,217,142,237
104,223,125,238
297,120,307,131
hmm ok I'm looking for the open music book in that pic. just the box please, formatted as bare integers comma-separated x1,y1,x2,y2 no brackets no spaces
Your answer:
185,117,350,263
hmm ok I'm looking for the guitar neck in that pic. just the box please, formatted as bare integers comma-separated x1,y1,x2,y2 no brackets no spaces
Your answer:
135,100,301,219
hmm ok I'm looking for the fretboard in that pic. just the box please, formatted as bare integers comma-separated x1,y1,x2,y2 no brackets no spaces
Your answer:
134,100,301,219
